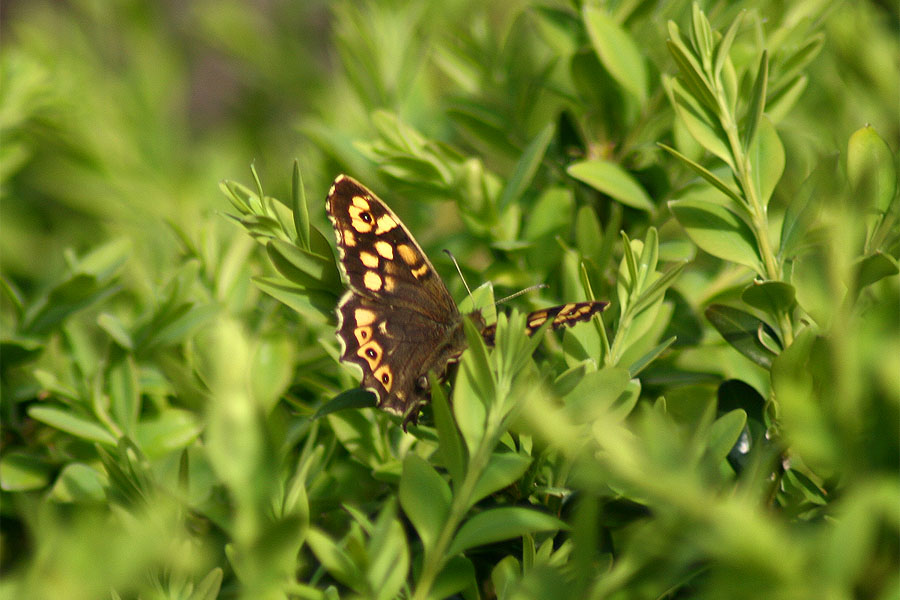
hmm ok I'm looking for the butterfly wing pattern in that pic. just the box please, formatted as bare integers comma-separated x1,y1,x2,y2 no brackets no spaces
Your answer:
326,175,469,420
326,174,608,425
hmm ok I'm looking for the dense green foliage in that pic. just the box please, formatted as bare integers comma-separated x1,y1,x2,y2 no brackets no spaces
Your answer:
2,1,898,599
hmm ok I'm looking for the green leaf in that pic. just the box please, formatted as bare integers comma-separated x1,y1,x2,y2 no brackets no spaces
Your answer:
97,312,133,350
658,143,743,205
48,463,107,503
705,304,779,369
742,52,768,151
748,117,784,208
669,198,762,273
188,568,224,600
630,261,687,316
706,409,747,463
0,337,44,369
583,6,648,103
267,238,341,293
792,249,834,329
399,454,451,552
854,252,898,292
23,274,121,337
627,336,676,378
28,405,117,445
575,204,603,259
306,528,364,589
568,159,654,212
431,556,476,600
564,367,630,422
713,11,745,80
523,187,574,240
107,355,140,436
448,507,566,556
135,409,202,458
432,382,466,485
0,452,53,491
367,500,410,600
461,315,496,401
469,452,532,509
292,160,311,250
252,276,335,322
499,123,554,210
780,157,835,259
767,75,807,124
847,125,896,213
690,4,714,70
664,76,733,169
665,23,718,113
741,281,796,318
315,389,377,419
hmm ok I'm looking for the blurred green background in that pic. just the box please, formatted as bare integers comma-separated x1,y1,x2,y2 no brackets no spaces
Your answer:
1,1,898,599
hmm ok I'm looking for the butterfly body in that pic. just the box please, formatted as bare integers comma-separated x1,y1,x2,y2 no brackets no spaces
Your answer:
326,174,606,424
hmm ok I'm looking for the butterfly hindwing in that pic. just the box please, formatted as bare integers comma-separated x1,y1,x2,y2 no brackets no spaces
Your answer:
479,301,608,345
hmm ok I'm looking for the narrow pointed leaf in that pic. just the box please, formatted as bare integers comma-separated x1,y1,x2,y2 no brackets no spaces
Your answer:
742,52,768,151
569,160,654,211
399,454,451,552
448,507,566,556
499,123,554,210
658,143,743,205
28,405,117,445
748,117,784,208
583,6,648,103
292,161,311,250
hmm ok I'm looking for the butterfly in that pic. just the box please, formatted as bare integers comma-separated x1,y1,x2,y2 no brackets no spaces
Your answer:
326,174,607,427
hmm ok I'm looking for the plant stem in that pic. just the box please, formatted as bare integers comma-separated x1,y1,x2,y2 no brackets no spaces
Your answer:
411,412,499,600
718,98,795,346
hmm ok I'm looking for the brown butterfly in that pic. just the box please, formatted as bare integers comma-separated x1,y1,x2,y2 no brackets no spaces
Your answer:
326,175,607,426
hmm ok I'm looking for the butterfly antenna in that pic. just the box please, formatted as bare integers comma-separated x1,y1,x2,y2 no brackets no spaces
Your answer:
443,250,473,302
495,283,548,306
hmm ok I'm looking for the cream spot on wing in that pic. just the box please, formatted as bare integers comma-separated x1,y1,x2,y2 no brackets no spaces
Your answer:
384,276,396,292
349,206,374,233
528,316,548,328
343,229,356,247
397,244,418,265
354,326,373,345
554,304,577,324
364,271,383,291
351,220,373,233
375,214,397,233
352,195,371,210
374,365,393,392
360,251,379,268
355,308,376,326
357,340,382,369
374,240,394,260
411,264,429,279
378,321,388,334
328,184,336,196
